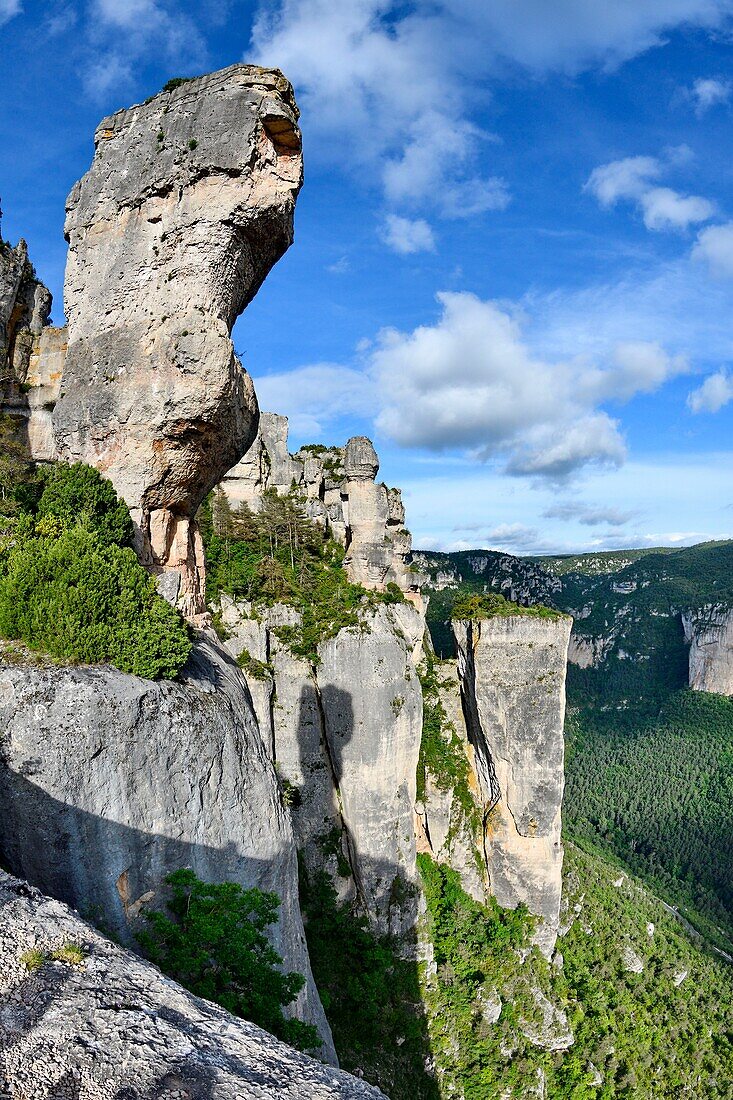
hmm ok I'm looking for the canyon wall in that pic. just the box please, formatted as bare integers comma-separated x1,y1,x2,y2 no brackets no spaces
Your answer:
682,605,733,696
452,614,572,953
221,412,421,599
0,870,383,1098
0,634,335,1059
52,66,302,619
220,597,425,940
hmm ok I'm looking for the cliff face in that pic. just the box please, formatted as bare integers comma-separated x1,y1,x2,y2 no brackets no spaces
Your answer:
221,413,421,600
0,634,334,1059
220,599,425,939
0,871,383,1098
52,66,303,619
453,614,572,953
682,605,733,695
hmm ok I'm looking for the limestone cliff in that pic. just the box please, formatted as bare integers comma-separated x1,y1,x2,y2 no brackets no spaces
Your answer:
682,604,733,695
220,598,424,939
0,232,58,459
221,413,421,599
452,614,572,953
0,634,334,1059
52,66,303,619
0,871,383,1097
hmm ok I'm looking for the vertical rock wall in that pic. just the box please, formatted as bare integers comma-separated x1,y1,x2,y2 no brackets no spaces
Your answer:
682,605,733,696
52,66,303,619
453,614,572,953
221,599,425,939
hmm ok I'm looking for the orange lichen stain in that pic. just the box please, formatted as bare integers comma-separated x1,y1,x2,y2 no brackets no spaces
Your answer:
100,128,115,140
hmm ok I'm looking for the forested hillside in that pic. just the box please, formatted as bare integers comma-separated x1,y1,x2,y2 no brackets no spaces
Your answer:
418,541,733,954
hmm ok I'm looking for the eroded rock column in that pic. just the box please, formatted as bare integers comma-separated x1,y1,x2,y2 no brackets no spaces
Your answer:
53,65,303,620
453,613,572,954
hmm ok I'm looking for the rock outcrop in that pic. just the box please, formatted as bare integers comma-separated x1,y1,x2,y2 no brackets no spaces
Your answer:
0,231,57,457
0,870,384,1098
52,66,303,619
220,598,425,939
221,413,421,600
682,605,733,695
453,613,572,954
0,634,334,1059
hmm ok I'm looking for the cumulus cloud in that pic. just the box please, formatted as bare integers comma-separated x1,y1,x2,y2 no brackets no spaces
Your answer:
379,215,436,255
253,363,377,437
689,76,731,114
252,1,733,236
543,502,636,526
585,153,715,231
692,220,733,275
0,0,21,24
687,368,733,412
368,291,684,479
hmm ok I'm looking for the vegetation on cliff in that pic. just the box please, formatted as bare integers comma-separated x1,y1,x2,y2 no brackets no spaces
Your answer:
451,591,564,622
0,461,190,678
201,488,402,662
139,869,319,1052
418,845,733,1098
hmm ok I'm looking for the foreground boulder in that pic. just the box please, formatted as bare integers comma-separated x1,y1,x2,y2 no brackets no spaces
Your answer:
0,871,384,1099
53,66,303,619
0,634,333,1058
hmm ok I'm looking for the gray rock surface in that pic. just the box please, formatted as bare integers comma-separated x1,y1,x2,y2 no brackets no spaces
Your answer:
221,599,425,937
0,871,385,1098
53,66,303,619
682,604,733,695
453,614,572,954
220,414,422,600
0,634,334,1059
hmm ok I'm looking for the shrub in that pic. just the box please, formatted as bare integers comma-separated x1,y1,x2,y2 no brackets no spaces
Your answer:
35,462,133,547
0,525,190,679
451,591,563,622
138,869,319,1052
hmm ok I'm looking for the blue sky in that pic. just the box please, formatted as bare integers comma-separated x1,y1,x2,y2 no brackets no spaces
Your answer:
2,1,733,555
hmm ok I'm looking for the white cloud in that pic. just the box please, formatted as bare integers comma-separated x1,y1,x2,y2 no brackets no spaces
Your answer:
379,215,436,255
252,1,733,231
585,156,661,205
639,187,715,230
326,256,350,274
543,502,636,526
585,154,715,231
368,291,684,478
0,0,21,24
692,220,733,275
687,368,733,412
253,363,377,437
690,76,731,114
83,0,208,99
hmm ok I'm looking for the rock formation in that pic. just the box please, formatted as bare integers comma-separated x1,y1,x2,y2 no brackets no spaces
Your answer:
682,605,733,695
452,613,572,953
0,870,384,1098
0,232,58,458
52,66,303,619
221,413,421,600
220,598,425,939
0,634,334,1059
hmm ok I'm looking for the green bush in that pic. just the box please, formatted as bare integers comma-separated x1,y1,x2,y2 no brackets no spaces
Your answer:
0,525,190,679
451,590,563,622
35,462,133,547
138,869,319,1052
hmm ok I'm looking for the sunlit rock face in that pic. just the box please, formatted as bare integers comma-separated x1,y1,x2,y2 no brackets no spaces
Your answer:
53,65,303,619
683,604,733,696
453,613,572,955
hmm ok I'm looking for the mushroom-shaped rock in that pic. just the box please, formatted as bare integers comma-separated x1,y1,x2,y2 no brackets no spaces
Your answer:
343,436,379,481
53,65,303,620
